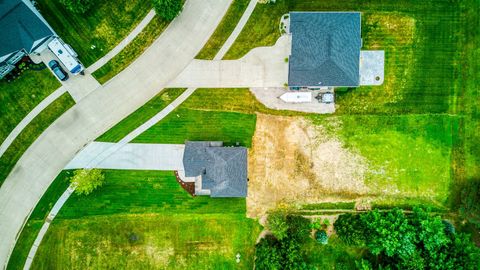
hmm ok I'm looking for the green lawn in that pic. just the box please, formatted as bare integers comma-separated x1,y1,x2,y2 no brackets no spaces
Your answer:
0,69,60,144
132,108,257,147
37,0,151,66
0,93,75,186
25,170,261,269
309,114,455,205
195,0,251,59
96,88,186,142
92,16,170,84
7,171,72,270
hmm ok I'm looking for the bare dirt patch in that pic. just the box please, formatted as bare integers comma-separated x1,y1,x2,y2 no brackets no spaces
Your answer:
247,114,369,217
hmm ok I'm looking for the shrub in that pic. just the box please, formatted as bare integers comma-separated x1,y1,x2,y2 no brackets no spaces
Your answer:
267,211,289,240
152,0,182,21
70,169,105,195
59,0,94,14
255,235,282,270
334,213,366,245
286,215,311,242
315,230,328,245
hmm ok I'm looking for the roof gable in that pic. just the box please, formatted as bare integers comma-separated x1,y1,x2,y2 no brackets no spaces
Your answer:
183,141,247,197
0,0,54,57
288,12,361,87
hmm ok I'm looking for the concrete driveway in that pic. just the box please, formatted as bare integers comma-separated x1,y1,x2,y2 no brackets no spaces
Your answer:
0,0,232,266
65,142,185,171
168,35,290,88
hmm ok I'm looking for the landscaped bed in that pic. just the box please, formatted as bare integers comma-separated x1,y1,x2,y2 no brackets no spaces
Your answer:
10,170,261,269
37,0,152,66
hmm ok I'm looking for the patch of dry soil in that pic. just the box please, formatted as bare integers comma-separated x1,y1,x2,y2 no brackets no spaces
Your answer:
247,114,369,217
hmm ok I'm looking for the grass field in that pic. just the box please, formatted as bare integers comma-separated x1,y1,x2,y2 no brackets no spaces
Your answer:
37,0,151,66
195,0,251,59
25,170,260,269
0,93,75,186
7,171,72,270
96,88,186,142
132,108,257,147
92,16,170,84
0,69,60,144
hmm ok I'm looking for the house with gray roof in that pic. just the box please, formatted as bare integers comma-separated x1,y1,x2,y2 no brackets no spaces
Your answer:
183,141,248,198
0,0,56,79
288,12,362,88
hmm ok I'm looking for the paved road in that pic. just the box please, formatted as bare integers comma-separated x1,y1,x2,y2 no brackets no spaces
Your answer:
168,35,290,88
66,142,185,170
0,0,232,266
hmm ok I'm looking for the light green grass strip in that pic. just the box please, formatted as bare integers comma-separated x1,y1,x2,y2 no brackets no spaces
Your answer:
195,0,251,60
0,93,75,186
96,88,186,142
92,16,170,84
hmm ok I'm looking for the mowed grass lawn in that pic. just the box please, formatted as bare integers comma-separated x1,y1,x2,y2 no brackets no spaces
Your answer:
92,15,171,84
0,92,75,186
195,0,251,59
37,0,151,66
0,69,60,144
28,170,260,269
96,88,186,142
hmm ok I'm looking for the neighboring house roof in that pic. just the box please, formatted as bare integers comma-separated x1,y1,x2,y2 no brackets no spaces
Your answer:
183,141,248,197
0,0,54,58
288,12,362,87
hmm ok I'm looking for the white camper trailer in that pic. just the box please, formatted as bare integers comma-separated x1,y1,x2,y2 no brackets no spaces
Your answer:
47,38,84,75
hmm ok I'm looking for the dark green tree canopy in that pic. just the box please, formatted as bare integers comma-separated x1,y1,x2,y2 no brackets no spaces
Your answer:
152,0,183,21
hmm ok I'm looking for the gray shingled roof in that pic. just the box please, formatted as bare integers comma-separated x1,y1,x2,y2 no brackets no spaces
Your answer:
288,12,361,87
183,141,248,197
0,0,54,57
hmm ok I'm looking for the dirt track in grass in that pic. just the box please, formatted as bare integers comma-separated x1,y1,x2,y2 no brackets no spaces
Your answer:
247,114,369,217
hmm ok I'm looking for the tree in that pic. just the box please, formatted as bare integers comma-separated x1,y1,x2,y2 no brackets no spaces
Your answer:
334,213,366,245
152,0,182,21
286,215,311,242
266,211,289,240
361,209,416,259
70,169,105,195
59,0,94,14
411,208,450,257
255,235,282,270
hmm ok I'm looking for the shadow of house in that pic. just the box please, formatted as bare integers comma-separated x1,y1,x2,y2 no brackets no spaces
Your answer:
0,0,56,79
183,141,248,198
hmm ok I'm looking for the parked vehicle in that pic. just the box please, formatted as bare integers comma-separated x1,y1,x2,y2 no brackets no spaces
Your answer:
48,60,69,81
48,38,84,75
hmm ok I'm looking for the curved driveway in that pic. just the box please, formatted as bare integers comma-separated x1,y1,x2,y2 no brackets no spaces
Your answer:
0,0,232,266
